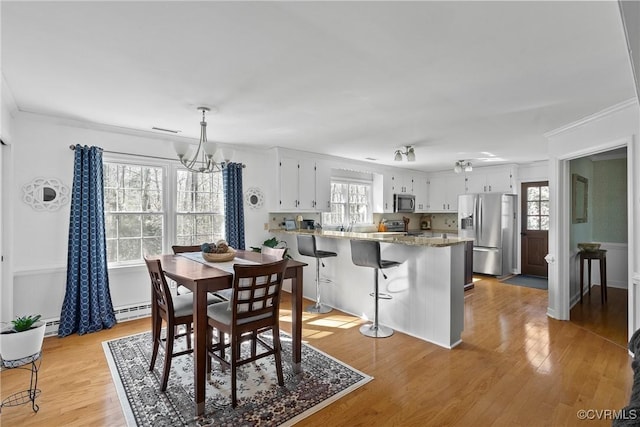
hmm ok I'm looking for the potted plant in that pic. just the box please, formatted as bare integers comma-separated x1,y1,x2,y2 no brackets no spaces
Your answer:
0,314,46,363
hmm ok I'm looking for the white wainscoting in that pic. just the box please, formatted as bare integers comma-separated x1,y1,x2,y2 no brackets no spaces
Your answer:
598,242,628,289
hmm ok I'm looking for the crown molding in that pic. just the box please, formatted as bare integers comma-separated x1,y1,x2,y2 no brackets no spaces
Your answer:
544,98,638,138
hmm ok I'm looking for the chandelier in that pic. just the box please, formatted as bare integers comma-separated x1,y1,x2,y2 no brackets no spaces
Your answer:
454,160,473,173
394,145,416,162
175,107,227,173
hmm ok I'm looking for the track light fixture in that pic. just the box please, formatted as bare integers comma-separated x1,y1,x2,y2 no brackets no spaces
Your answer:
454,160,473,173
394,146,416,162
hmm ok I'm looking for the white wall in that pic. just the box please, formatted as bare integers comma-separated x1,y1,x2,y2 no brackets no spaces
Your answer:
1,76,18,323
546,100,639,336
5,112,277,325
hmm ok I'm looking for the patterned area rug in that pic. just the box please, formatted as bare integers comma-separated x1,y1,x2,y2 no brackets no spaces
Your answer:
103,330,372,426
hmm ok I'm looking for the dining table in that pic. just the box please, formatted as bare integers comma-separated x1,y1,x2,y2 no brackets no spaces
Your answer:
154,250,307,417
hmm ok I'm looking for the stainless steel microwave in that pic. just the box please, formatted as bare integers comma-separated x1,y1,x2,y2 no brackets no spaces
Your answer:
393,193,415,213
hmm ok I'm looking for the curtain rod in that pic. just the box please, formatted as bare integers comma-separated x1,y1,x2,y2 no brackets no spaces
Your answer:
68,145,246,167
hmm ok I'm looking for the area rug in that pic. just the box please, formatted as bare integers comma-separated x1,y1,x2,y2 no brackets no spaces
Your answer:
501,274,548,290
103,330,372,426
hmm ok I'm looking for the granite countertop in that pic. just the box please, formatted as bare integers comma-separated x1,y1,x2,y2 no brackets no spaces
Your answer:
271,229,470,247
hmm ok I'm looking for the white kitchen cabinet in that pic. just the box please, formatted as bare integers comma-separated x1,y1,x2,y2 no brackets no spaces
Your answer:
277,155,330,212
278,156,299,210
382,173,395,213
427,173,466,212
391,173,414,194
465,166,515,194
314,159,332,211
413,175,428,212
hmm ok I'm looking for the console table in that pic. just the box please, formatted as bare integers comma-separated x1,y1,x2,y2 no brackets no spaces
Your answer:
579,249,607,304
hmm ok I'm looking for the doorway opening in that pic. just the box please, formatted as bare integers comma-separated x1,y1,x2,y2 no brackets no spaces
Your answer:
568,148,628,348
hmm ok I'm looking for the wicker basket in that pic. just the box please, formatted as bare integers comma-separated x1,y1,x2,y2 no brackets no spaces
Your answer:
202,248,236,262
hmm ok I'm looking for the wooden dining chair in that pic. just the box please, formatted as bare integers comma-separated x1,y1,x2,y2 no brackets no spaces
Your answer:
145,256,196,392
206,259,289,407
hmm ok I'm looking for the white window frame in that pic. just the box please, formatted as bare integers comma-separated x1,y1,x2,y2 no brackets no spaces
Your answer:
174,167,225,246
323,178,373,226
103,154,225,266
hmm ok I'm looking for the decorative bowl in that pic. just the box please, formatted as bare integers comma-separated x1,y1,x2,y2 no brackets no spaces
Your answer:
578,242,601,252
202,248,236,262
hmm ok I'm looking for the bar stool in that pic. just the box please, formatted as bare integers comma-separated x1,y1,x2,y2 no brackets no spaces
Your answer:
350,239,402,338
579,249,607,303
297,234,337,314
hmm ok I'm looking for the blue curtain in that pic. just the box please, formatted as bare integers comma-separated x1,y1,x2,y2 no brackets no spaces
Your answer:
58,145,116,337
223,163,245,250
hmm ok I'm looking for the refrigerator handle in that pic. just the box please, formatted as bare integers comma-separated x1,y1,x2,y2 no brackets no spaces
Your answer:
478,196,483,241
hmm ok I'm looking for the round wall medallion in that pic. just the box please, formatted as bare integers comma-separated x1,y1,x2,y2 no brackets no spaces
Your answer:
244,187,264,209
22,177,70,211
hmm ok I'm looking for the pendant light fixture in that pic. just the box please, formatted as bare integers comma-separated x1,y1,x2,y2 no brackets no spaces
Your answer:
174,107,227,173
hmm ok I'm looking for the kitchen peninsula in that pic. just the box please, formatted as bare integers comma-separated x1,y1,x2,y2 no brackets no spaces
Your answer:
274,229,468,348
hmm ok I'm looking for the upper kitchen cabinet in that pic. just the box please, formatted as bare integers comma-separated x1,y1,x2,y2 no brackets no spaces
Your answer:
413,175,428,212
427,173,466,212
277,154,331,212
391,173,414,193
465,165,516,194
373,171,427,213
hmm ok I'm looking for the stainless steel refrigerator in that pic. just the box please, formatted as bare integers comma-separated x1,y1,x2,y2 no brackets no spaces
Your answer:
458,193,517,276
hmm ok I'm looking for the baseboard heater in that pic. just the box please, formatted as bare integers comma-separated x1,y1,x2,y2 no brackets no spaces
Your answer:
43,303,152,336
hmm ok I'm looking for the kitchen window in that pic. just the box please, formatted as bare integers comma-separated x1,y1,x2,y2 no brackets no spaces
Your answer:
323,179,372,226
104,158,225,264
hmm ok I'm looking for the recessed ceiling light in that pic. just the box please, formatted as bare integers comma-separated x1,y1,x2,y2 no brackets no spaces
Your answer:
365,157,377,161
152,127,181,134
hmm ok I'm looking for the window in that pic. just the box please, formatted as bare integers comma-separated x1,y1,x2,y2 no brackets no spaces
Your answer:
323,180,372,225
526,184,549,230
175,170,225,245
104,158,226,265
104,163,164,263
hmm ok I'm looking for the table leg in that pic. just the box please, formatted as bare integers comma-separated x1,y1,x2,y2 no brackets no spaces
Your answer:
291,265,303,373
193,285,208,417
601,255,607,303
580,254,584,303
587,259,592,296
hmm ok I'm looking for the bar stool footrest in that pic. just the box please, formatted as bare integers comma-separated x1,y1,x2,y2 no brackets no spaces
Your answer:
369,292,392,300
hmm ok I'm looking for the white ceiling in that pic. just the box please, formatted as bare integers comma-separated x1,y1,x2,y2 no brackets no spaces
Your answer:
1,1,636,172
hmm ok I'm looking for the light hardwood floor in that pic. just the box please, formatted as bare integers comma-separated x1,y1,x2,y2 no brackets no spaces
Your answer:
1,276,633,426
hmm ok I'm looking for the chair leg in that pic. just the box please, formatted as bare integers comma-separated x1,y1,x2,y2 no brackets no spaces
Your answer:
272,327,284,386
186,323,192,349
149,314,162,371
231,334,239,407
161,322,174,392
251,331,257,358
218,329,226,368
